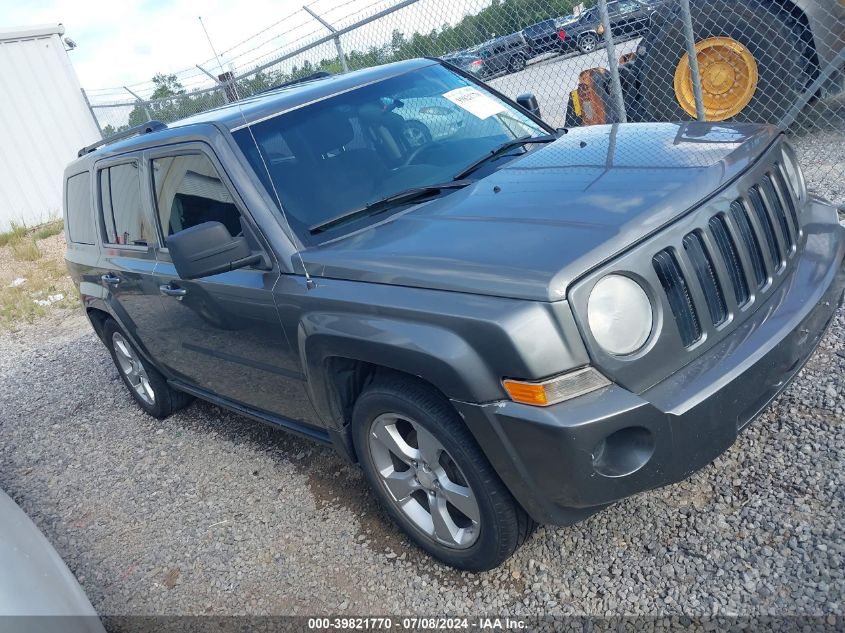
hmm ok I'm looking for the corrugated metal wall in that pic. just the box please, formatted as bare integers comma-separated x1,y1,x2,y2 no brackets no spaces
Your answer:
0,24,101,232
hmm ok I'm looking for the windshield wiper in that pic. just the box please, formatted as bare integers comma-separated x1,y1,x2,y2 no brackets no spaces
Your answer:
309,180,472,235
454,133,559,180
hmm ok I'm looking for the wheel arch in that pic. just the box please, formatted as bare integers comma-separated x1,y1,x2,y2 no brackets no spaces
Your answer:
85,304,112,343
298,315,502,461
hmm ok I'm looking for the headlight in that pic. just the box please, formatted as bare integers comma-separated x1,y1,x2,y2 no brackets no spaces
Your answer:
587,274,653,355
781,144,806,203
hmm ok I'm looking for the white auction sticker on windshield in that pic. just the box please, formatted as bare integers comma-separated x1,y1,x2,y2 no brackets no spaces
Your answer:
443,86,506,120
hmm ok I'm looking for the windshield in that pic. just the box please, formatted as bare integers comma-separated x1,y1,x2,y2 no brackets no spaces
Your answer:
234,63,547,242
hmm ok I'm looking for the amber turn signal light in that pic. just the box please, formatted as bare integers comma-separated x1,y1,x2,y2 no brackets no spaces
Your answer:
503,367,611,407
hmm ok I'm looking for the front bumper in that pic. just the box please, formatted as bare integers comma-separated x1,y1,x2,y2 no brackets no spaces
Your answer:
454,200,845,525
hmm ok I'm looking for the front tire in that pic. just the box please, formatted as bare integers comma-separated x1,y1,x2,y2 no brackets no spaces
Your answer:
352,375,534,571
638,0,809,123
103,319,192,419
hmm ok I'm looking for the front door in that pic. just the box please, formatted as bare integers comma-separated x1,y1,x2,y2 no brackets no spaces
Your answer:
145,147,319,424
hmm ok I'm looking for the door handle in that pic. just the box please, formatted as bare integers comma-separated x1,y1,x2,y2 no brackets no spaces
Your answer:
159,284,187,298
101,273,121,285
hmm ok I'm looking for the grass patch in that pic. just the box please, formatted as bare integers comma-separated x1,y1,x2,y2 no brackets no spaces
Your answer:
0,222,27,247
0,259,76,329
10,238,41,262
33,219,64,241
0,223,75,330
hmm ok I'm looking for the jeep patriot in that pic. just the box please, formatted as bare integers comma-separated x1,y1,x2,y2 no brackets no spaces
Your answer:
64,58,845,570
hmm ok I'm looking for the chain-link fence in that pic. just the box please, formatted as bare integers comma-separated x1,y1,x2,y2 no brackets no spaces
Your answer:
86,0,844,201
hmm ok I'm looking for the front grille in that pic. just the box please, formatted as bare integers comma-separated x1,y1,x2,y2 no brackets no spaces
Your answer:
683,231,727,327
653,167,801,349
653,249,701,347
708,214,749,307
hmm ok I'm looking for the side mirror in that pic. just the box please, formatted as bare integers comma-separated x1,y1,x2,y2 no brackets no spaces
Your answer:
516,93,541,119
167,221,262,280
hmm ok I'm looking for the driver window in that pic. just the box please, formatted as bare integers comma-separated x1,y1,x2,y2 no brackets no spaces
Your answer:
152,154,242,242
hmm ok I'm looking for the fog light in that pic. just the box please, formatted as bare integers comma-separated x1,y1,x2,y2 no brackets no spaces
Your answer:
503,367,610,407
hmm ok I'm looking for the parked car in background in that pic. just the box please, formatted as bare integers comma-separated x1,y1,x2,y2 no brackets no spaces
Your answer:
389,96,467,146
440,52,484,76
522,19,564,57
1,489,105,632
566,0,657,53
64,58,844,572
469,32,531,77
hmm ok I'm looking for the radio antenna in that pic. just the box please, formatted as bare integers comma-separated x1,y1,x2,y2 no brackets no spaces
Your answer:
198,15,316,290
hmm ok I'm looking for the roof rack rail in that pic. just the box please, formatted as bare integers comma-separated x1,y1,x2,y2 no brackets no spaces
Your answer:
257,71,333,95
78,120,167,157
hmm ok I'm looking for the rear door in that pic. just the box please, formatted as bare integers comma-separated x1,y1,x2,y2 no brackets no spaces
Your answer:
145,144,318,423
95,156,171,361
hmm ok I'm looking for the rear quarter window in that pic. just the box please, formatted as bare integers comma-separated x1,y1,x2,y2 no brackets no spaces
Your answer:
65,172,96,245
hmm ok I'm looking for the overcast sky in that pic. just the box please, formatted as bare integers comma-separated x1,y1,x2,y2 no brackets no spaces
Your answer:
2,0,478,99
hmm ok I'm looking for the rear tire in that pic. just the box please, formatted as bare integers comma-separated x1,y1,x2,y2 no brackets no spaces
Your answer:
103,319,192,419
638,0,809,124
508,53,527,73
352,374,534,571
578,33,598,54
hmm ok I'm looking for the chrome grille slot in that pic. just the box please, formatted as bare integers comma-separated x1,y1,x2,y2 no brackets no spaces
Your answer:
773,165,800,232
683,231,727,326
730,200,767,289
653,249,701,347
708,214,749,307
748,185,783,270
761,173,795,254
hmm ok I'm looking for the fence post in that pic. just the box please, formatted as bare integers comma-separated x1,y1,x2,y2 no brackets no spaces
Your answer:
196,64,231,103
123,86,153,121
679,0,706,121
597,0,627,123
303,5,349,73
80,88,103,137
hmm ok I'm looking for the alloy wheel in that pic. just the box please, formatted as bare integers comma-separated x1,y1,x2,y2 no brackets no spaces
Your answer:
403,125,428,148
112,332,155,406
368,412,481,549
580,35,597,53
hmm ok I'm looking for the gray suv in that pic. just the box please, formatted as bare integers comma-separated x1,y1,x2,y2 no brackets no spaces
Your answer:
64,58,845,571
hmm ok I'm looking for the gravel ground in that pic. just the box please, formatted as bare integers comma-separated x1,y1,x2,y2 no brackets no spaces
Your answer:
0,303,843,617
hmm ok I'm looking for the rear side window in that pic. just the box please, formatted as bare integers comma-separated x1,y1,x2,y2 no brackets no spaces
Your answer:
151,154,241,242
65,173,95,245
99,162,153,246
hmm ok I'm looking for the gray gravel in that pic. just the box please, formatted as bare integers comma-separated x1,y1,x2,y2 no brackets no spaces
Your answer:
0,307,843,617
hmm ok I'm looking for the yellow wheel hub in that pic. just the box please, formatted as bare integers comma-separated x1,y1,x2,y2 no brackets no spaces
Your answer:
674,36,759,121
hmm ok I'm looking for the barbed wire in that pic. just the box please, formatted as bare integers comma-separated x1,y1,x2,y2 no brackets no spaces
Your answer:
85,0,412,102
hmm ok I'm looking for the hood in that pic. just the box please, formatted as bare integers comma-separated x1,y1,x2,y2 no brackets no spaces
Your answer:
304,122,779,301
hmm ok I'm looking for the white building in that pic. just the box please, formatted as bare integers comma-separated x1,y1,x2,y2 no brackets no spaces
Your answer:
0,24,100,232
